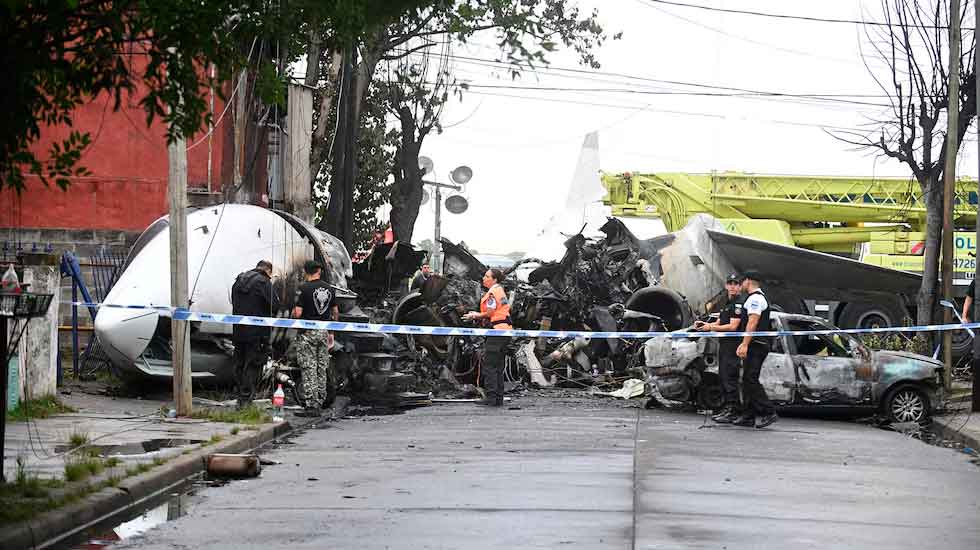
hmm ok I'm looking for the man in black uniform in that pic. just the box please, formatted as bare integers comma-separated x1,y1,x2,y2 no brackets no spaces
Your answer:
734,269,778,428
231,260,276,408
694,273,744,423
292,260,339,416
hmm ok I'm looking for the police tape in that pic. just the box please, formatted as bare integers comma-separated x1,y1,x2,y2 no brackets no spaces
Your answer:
72,301,980,340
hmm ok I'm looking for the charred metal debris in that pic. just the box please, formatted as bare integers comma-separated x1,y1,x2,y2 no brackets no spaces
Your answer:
311,218,692,409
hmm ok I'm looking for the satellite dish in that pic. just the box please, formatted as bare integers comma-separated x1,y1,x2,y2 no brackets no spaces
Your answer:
418,156,434,176
445,194,469,214
421,189,430,205
450,165,472,185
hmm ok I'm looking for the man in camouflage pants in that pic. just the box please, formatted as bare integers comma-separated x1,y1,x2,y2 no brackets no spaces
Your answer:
292,260,338,417
294,331,332,410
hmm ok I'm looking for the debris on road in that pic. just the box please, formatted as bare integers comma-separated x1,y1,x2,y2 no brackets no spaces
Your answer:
205,454,262,478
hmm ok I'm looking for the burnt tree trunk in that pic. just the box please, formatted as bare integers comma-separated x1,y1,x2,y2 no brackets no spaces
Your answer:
389,106,423,242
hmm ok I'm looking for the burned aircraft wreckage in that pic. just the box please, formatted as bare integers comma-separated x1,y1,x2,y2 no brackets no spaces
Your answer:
96,205,928,412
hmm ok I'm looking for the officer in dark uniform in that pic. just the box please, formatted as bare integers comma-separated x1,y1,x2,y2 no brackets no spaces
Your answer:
231,260,276,408
734,269,778,428
694,272,744,422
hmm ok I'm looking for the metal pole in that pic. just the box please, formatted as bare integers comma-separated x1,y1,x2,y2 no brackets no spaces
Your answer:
941,0,961,391
71,278,78,379
168,128,192,417
1,316,8,483
434,183,442,273
973,0,980,413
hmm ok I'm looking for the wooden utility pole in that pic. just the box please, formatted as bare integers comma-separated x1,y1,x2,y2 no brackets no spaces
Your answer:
974,0,980,413
941,0,961,391
168,131,192,416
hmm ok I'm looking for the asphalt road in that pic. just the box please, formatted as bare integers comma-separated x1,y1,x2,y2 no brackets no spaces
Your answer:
111,394,980,550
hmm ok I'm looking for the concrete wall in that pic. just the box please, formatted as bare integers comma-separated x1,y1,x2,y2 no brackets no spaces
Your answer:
12,260,60,399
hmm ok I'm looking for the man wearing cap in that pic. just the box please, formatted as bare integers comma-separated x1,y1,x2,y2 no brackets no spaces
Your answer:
231,260,276,408
292,260,339,417
734,270,778,428
695,273,744,423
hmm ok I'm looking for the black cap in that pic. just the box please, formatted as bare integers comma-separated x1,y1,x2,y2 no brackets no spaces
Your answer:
725,272,743,283
741,269,764,282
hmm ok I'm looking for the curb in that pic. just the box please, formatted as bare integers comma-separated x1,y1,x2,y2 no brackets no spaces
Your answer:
931,416,980,453
1,397,349,550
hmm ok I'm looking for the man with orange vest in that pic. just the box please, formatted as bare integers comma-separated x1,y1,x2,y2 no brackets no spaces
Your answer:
463,268,512,407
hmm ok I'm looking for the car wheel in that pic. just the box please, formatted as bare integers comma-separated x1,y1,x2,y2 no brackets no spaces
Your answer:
884,384,930,423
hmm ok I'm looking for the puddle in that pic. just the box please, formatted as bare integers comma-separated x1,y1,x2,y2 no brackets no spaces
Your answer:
54,439,204,456
55,479,202,549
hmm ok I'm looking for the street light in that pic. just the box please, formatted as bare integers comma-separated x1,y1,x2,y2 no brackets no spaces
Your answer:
418,158,473,272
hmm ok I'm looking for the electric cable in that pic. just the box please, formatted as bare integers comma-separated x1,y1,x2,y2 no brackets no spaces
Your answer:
641,0,950,29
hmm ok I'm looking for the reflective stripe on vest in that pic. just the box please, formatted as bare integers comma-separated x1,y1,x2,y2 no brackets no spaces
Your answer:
480,284,512,328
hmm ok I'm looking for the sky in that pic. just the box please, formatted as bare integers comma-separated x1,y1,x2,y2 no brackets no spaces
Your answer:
402,0,980,257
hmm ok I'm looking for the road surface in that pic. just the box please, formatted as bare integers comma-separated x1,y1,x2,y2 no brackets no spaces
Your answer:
111,394,980,549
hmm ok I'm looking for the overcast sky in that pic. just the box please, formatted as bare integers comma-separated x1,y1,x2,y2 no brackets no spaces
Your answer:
404,0,980,257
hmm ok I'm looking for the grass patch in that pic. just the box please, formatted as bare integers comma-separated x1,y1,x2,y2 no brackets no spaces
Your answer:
67,429,90,449
6,396,75,422
190,404,271,425
230,426,240,435
152,456,166,467
64,457,104,483
105,476,121,488
104,457,122,468
209,434,223,444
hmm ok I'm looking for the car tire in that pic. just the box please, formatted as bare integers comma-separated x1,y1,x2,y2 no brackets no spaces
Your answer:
838,301,907,331
883,384,931,424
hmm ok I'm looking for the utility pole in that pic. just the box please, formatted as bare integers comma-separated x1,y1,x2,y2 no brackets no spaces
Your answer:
973,0,980,413
168,130,192,416
231,69,247,202
941,0,961,392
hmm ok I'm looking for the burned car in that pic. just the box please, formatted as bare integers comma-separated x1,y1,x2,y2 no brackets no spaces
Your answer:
643,312,943,423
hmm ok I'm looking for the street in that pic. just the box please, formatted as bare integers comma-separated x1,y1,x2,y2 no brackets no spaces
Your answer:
108,395,980,550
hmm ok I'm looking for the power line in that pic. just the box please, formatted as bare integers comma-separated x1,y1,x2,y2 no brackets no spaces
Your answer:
635,0,872,67
436,52,888,102
449,82,891,107
641,0,949,29
461,89,868,133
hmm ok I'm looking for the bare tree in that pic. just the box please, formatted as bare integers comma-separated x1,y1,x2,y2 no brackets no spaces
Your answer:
381,39,456,242
835,0,976,324
306,1,611,241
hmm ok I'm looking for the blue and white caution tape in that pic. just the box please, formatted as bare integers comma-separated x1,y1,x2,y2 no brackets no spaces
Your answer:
72,301,980,340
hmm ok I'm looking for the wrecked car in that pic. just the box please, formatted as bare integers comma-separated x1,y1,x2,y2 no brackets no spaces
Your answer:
643,312,943,423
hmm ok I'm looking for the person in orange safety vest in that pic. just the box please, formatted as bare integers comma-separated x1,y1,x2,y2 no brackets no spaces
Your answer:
463,268,512,406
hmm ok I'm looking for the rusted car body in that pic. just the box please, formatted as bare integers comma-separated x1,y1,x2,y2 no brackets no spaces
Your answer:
643,312,944,423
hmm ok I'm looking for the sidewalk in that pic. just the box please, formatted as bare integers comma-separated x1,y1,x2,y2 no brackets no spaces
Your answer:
1,380,334,549
4,386,242,481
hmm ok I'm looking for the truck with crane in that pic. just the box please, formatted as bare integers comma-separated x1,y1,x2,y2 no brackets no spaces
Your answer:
601,171,979,355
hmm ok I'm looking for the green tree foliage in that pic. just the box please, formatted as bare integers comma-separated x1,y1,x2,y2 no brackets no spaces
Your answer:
0,0,428,193
313,87,396,251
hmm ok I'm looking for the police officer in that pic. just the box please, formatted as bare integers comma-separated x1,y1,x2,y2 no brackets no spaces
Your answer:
292,260,339,417
463,268,512,407
231,260,276,408
734,269,778,428
694,273,744,423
